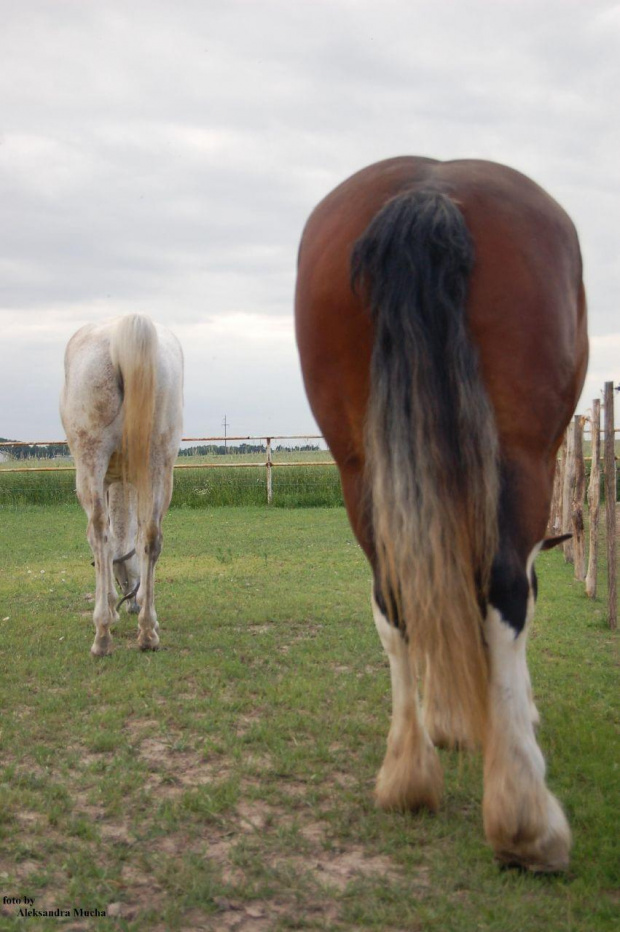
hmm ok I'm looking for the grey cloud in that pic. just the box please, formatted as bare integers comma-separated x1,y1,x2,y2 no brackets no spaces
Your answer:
0,0,618,438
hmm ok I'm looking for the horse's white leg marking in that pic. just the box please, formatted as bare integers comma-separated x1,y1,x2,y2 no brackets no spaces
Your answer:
524,544,541,728
482,545,571,872
372,591,443,812
423,544,539,748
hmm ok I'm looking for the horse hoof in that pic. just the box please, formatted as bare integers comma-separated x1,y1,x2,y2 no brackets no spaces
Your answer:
138,634,160,651
91,640,112,657
375,739,443,813
494,831,570,874
485,788,571,874
494,849,570,874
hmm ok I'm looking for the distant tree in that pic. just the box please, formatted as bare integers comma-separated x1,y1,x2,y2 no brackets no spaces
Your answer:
0,439,69,459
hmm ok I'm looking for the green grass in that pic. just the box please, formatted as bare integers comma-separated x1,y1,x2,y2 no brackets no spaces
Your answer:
172,463,342,508
0,505,617,930
2,444,618,508
0,455,343,508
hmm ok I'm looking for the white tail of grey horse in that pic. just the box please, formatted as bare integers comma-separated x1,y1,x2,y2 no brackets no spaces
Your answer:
109,314,158,524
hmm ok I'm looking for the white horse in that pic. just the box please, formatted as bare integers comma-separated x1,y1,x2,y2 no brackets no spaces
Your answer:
60,314,184,656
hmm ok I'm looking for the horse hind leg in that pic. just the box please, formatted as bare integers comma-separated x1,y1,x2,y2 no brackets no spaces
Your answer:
135,467,174,651
108,481,141,614
136,518,162,650
482,546,571,872
372,588,443,812
77,467,118,656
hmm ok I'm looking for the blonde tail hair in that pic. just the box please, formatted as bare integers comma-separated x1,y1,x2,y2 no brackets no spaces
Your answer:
352,189,499,744
110,314,158,524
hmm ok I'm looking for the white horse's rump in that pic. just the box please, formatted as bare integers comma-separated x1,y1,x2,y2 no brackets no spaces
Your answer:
60,314,183,655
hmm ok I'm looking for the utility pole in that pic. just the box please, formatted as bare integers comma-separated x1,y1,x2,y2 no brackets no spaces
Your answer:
222,415,228,453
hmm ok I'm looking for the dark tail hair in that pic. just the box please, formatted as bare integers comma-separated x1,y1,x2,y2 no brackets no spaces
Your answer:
352,189,499,743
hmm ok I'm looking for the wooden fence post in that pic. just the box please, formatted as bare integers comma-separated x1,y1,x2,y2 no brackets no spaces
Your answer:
586,399,601,598
548,448,563,536
604,382,617,629
266,437,273,504
572,415,586,580
562,421,575,563
556,432,568,534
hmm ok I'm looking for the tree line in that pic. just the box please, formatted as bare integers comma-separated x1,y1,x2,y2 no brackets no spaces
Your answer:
0,440,69,460
0,440,322,460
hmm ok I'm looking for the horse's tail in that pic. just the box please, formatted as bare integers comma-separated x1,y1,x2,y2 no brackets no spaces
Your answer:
351,189,499,744
110,314,158,524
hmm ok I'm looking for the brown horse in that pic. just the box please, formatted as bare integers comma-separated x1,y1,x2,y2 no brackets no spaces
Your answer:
295,157,588,872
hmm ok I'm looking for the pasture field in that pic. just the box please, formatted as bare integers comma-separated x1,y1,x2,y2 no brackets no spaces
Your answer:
0,454,342,509
2,447,618,508
0,505,618,931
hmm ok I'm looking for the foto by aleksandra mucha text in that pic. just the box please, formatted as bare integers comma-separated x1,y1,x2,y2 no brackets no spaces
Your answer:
3,895,106,918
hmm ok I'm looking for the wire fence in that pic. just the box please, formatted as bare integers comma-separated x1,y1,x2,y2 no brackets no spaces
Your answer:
1,416,617,511
0,435,342,508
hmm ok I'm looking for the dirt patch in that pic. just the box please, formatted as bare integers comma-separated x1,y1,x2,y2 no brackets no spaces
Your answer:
105,863,168,922
71,787,106,822
99,821,135,844
203,900,292,932
245,623,273,634
225,796,404,894
235,798,295,835
242,752,273,772
298,820,331,843
15,810,44,829
235,711,262,738
278,778,311,799
201,830,244,887
314,846,408,892
139,736,180,763
125,717,161,737
9,859,40,881
8,721,405,930
141,748,234,799
289,623,324,642
331,770,357,788
125,718,236,797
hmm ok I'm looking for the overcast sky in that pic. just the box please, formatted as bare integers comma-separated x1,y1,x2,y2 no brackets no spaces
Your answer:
1,0,618,442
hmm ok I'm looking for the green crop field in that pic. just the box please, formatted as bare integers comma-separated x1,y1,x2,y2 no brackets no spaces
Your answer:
0,504,618,931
